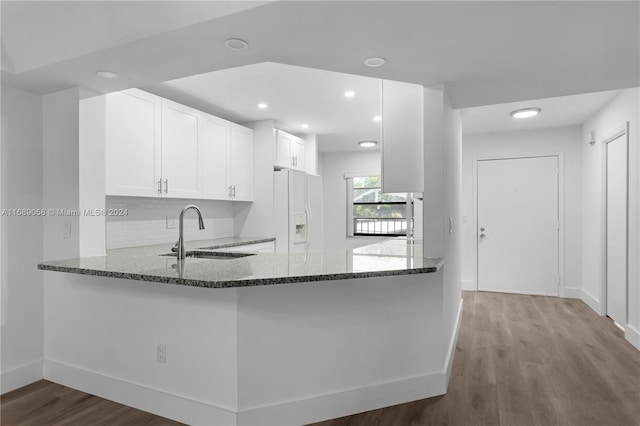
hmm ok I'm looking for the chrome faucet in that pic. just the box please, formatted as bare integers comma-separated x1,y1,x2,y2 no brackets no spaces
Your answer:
172,204,205,260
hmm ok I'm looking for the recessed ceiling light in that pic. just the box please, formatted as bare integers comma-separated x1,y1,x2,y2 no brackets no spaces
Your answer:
224,38,249,51
258,102,268,109
96,70,118,79
364,57,386,67
358,141,378,148
510,107,541,119
344,90,355,98
373,115,382,122
301,124,309,129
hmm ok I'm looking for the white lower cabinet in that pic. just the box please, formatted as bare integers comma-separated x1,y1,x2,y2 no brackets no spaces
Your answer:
105,89,254,201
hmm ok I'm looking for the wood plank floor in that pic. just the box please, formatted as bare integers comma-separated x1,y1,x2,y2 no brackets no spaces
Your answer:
2,291,639,426
0,380,184,426
312,291,640,426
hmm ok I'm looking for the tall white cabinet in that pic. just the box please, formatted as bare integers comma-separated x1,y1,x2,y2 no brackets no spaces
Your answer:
104,89,254,201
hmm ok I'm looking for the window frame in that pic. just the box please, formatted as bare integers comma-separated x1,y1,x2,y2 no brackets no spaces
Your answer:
346,174,414,238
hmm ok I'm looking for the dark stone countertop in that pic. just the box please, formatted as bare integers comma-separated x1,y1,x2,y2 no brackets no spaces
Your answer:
38,237,443,289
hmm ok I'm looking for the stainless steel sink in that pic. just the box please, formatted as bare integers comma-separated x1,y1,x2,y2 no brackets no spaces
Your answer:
161,251,255,260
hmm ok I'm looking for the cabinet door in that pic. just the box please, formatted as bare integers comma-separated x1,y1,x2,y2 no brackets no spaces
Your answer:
161,100,200,198
229,124,254,201
199,114,231,199
291,136,305,171
105,89,161,197
275,130,293,168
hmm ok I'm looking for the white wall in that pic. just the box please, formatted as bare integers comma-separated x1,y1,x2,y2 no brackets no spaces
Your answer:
43,88,81,261
0,84,44,392
461,126,583,296
79,94,107,257
423,86,445,256
319,150,380,250
234,120,276,238
581,88,640,349
441,96,463,362
422,86,463,374
44,274,239,425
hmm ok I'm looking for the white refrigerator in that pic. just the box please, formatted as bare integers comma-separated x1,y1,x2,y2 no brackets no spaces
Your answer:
274,169,323,253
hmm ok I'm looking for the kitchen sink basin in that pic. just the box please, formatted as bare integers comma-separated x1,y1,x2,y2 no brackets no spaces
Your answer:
161,251,255,260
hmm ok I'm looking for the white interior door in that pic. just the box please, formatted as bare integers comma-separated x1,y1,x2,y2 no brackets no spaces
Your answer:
477,156,559,296
605,133,628,325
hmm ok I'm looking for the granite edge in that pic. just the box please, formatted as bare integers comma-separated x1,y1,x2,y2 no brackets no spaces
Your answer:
37,262,443,289
197,237,275,250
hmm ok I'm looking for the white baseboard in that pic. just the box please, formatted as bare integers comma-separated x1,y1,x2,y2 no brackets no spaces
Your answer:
0,359,43,394
44,359,447,426
580,289,601,314
562,287,582,299
444,298,463,384
43,360,237,426
625,324,640,351
461,280,474,291
237,372,447,426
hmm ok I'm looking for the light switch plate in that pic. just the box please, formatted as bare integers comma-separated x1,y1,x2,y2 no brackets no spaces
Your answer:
63,221,72,239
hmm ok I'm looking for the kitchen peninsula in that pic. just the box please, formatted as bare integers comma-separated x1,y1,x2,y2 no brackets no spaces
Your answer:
39,238,460,426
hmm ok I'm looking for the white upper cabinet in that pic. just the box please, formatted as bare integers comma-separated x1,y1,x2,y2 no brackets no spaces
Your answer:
275,129,294,168
229,124,254,201
199,113,231,199
161,99,200,198
291,136,305,171
104,89,253,201
275,129,306,171
381,79,424,193
105,89,162,197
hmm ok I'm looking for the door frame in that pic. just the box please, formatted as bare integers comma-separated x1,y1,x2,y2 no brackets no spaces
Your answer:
472,152,565,295
600,122,629,321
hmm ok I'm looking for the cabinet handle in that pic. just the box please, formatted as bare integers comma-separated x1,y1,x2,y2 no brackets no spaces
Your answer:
164,179,168,194
229,185,233,197
158,179,163,195
233,185,236,198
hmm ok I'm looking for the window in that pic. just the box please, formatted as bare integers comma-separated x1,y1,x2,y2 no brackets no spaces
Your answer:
347,176,412,237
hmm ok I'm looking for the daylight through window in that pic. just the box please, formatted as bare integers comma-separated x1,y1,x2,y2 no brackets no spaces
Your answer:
350,176,411,237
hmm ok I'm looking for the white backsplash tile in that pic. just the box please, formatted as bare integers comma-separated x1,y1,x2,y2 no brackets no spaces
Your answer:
106,196,235,249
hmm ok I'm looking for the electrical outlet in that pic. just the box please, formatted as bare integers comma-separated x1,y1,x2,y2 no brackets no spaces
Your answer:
166,216,176,229
157,343,166,364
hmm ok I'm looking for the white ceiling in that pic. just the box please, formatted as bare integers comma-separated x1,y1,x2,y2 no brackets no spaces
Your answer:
0,1,270,73
144,62,382,151
1,1,637,109
461,90,623,135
